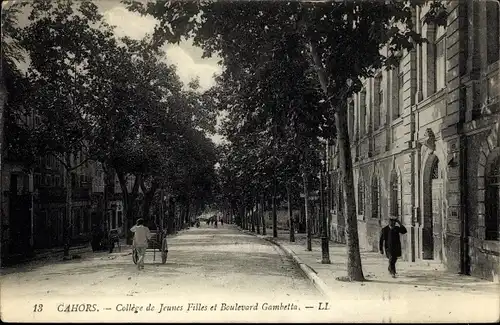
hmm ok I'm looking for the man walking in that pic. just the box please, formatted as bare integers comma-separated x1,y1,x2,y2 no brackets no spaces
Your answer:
131,218,151,270
379,216,407,278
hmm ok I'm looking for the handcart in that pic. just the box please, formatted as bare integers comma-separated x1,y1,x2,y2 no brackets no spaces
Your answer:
132,229,168,264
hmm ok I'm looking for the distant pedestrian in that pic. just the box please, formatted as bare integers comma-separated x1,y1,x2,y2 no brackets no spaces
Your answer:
220,218,224,226
214,218,218,228
379,216,407,278
131,218,152,270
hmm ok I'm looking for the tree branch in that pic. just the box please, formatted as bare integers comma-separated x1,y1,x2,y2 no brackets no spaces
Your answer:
308,40,333,101
67,156,92,172
116,170,129,199
51,152,70,170
132,174,141,196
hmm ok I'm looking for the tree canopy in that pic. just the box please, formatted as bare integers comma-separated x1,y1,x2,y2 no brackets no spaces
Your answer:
124,0,447,280
3,0,220,233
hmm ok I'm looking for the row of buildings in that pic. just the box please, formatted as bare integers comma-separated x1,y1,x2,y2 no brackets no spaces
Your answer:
0,149,130,263
326,0,499,281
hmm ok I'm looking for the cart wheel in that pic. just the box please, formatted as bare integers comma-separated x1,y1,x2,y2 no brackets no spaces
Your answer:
161,252,167,264
132,249,138,265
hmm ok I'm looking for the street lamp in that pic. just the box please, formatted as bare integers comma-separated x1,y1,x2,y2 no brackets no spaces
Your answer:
319,152,331,264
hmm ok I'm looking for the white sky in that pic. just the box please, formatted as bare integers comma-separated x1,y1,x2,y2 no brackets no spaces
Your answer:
7,0,226,144
102,5,222,92
100,3,226,145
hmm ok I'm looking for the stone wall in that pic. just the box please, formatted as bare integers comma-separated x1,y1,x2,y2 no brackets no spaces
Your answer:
469,237,500,282
466,128,500,281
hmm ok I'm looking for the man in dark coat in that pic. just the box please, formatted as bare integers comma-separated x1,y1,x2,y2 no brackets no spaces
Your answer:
379,217,407,278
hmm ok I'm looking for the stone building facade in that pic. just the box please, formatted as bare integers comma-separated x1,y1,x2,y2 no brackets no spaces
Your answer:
0,152,104,258
327,0,500,281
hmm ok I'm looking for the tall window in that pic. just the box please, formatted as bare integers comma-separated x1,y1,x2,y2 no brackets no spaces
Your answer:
371,176,379,218
360,89,367,136
338,184,344,215
435,37,446,91
348,100,355,139
34,173,41,187
487,75,499,106
397,71,404,118
331,175,337,213
390,170,400,217
358,176,365,216
374,75,382,129
378,89,384,127
487,1,499,65
486,156,500,241
73,208,81,235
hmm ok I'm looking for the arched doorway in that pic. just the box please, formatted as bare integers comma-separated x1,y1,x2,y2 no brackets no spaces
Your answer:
423,155,444,260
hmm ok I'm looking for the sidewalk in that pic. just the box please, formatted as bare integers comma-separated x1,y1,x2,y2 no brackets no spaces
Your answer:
1,228,192,271
3,244,92,266
241,227,500,323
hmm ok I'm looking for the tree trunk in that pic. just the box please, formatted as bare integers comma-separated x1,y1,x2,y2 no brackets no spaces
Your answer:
326,170,332,239
167,197,175,234
176,202,181,231
185,200,190,228
117,172,141,244
186,202,189,228
140,182,159,224
63,153,72,258
255,196,260,234
102,164,109,236
272,175,278,238
246,206,250,230
239,203,244,227
242,206,245,228
309,40,365,281
287,183,295,242
243,205,247,229
178,203,183,230
0,82,4,266
334,102,365,281
251,200,255,232
159,189,165,231
320,164,331,264
260,194,266,235
302,171,312,251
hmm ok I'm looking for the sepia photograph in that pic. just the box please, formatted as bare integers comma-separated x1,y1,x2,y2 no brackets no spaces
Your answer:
0,0,499,322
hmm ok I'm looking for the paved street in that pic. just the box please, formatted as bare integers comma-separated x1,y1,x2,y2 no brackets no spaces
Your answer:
1,225,324,322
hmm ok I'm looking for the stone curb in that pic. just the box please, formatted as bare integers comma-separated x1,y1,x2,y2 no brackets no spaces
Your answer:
237,227,333,300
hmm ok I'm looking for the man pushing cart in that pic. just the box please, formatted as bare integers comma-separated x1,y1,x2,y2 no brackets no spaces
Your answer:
131,218,169,269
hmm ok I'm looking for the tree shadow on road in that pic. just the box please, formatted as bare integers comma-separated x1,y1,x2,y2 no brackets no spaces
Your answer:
361,271,500,294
